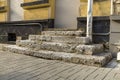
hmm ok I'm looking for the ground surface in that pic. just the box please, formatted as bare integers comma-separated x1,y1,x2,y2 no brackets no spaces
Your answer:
0,51,120,80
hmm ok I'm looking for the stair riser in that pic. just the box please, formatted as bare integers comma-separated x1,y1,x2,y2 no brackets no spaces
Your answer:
16,41,77,53
3,46,112,67
29,35,90,44
16,41,104,55
41,31,83,36
75,44,104,55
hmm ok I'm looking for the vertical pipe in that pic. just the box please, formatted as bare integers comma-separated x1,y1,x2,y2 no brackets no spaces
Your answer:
86,0,93,42
111,0,114,15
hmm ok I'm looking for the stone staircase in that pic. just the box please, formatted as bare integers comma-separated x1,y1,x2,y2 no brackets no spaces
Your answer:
3,30,112,67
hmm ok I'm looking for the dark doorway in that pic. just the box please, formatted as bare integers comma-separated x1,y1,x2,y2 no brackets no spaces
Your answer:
8,33,16,41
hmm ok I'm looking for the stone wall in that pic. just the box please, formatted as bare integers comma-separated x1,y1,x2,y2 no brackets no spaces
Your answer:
77,16,110,43
0,20,51,43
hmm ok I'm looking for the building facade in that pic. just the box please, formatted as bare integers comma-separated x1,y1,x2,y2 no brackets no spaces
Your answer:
0,0,55,21
0,0,111,43
0,0,111,25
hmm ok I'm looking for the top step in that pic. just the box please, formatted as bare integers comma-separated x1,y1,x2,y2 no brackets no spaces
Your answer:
43,28,79,31
41,31,83,36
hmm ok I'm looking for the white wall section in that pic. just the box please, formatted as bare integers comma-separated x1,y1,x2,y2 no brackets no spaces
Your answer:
9,0,24,21
55,0,80,29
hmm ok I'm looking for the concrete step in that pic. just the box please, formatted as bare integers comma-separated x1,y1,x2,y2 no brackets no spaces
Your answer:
3,45,112,67
16,40,103,55
16,40,77,53
43,28,78,31
29,35,90,44
41,31,83,36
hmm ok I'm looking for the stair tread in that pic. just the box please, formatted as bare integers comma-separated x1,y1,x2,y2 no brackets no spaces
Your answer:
4,45,108,57
29,35,90,44
16,40,103,55
41,30,83,36
4,45,112,67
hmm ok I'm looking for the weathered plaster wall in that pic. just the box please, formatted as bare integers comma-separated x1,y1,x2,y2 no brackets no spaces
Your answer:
0,0,7,22
24,8,49,20
24,0,36,2
55,0,80,29
80,0,110,17
24,0,55,20
0,12,7,21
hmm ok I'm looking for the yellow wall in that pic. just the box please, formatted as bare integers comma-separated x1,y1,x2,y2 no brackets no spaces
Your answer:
80,0,110,17
24,0,55,20
0,0,7,22
24,7,49,20
0,12,7,21
24,0,36,3
0,0,6,6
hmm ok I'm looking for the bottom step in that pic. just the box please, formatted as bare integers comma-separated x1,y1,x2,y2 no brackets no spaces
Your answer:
3,45,112,67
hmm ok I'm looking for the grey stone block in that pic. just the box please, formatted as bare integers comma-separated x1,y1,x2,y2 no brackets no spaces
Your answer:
29,35,90,44
16,40,77,53
16,40,36,47
51,36,90,44
3,45,112,67
16,40,103,55
110,43,120,57
28,35,37,40
41,31,83,36
75,44,103,55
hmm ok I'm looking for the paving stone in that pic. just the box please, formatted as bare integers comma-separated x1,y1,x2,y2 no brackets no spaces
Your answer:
0,61,46,80
47,76,59,80
28,64,76,80
85,68,105,80
70,67,98,80
23,62,75,80
103,69,119,80
6,62,62,80
0,50,119,80
94,68,112,80
114,73,120,80
56,65,84,79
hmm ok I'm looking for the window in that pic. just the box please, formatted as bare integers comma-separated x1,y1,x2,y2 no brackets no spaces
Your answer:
8,33,16,41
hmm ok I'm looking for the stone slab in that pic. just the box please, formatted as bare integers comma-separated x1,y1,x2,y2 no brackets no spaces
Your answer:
3,45,112,67
29,35,90,44
75,44,104,55
16,40,103,55
110,44,120,57
41,31,83,36
16,40,77,53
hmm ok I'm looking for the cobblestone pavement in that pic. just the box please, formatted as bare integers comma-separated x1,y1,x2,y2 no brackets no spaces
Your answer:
0,51,120,80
